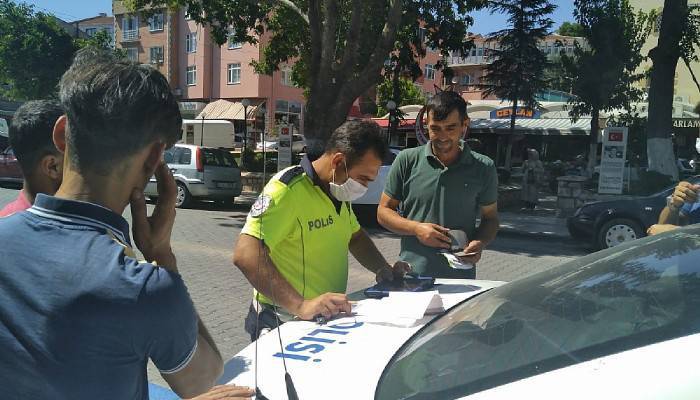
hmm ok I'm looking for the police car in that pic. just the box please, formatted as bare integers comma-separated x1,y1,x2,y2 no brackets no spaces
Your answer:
223,224,700,399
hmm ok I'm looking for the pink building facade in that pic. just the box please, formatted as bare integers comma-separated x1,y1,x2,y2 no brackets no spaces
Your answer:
113,1,306,138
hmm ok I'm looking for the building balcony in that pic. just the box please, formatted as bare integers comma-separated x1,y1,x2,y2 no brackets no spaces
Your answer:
121,30,139,42
448,56,489,67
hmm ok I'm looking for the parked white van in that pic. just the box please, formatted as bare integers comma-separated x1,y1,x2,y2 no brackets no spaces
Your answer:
181,119,242,149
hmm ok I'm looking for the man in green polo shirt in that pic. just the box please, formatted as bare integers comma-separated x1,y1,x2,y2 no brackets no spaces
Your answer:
378,91,500,278
233,120,410,340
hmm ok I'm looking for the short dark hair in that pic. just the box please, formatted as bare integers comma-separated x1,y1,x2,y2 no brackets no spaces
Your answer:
59,47,182,174
426,91,468,122
9,100,64,175
325,120,388,168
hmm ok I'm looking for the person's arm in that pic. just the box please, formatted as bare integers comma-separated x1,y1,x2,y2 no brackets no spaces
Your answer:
348,229,411,281
233,234,350,320
161,328,224,398
657,182,698,225
349,229,389,273
459,203,499,264
377,193,451,249
459,162,500,265
130,162,225,398
186,385,254,400
657,206,686,226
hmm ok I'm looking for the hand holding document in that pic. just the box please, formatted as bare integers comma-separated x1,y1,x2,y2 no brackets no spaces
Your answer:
443,229,476,270
442,252,475,270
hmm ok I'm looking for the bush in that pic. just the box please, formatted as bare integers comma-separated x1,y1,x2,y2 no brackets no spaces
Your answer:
239,149,306,173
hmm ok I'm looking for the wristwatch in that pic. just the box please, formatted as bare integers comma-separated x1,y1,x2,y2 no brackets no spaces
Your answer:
666,195,680,212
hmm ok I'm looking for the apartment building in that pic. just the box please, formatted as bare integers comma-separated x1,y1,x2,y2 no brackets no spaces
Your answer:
112,1,306,139
444,34,584,102
72,13,115,45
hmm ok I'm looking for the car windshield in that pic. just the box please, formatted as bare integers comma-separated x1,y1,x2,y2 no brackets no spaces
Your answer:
202,148,238,168
376,226,700,400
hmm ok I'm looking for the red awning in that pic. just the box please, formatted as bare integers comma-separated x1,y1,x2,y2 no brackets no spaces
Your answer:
372,118,416,128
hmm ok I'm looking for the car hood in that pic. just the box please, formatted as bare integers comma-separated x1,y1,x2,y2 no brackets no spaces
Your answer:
223,279,504,399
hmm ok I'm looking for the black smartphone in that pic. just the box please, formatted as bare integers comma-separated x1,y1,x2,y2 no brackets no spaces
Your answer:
363,276,435,299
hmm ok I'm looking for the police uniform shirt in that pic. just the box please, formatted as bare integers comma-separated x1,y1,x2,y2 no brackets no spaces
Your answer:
241,156,361,307
0,195,198,399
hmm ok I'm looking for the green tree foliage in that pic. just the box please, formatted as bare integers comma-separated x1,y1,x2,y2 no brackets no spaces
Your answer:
562,0,653,174
646,1,700,180
75,30,127,59
128,0,487,154
544,56,571,93
481,0,555,168
557,21,585,37
376,77,426,116
0,0,75,100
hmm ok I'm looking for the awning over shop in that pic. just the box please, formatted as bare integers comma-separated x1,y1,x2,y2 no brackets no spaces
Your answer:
0,99,22,119
470,118,591,136
371,117,591,136
195,99,259,120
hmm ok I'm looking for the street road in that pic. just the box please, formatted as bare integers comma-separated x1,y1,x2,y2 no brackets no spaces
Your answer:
0,185,588,387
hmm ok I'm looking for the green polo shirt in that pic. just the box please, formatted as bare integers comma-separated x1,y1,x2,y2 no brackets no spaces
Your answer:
384,142,498,278
241,157,361,308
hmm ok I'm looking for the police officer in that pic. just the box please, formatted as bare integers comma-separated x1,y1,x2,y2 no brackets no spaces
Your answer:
233,120,410,340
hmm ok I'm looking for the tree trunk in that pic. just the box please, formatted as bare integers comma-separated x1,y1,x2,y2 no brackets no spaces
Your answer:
646,0,687,180
587,108,600,176
302,0,404,159
389,67,401,145
304,98,351,158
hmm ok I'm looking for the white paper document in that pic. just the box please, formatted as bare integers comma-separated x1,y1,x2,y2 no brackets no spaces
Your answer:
442,252,475,270
352,291,444,325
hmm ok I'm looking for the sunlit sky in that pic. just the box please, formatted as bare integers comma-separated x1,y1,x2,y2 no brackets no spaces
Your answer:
25,0,576,33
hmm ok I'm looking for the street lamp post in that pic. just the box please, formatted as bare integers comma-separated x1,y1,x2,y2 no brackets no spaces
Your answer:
386,100,397,146
241,98,251,150
199,112,206,146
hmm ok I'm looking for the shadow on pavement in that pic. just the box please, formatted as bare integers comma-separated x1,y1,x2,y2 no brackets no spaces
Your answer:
488,235,590,258
217,356,251,385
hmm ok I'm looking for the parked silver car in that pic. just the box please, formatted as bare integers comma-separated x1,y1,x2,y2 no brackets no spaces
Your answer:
145,144,242,208
256,134,307,153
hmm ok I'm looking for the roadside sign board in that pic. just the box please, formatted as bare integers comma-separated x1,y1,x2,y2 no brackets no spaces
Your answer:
598,127,628,195
278,125,293,170
0,118,7,137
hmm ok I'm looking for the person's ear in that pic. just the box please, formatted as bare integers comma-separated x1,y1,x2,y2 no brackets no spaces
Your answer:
144,141,166,177
41,153,63,182
462,117,470,139
330,152,345,170
52,115,67,154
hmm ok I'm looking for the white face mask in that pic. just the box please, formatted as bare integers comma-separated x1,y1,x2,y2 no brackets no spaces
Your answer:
696,138,700,155
329,160,368,202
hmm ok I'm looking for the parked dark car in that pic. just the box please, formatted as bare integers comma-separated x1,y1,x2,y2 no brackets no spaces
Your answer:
0,147,23,185
567,176,700,250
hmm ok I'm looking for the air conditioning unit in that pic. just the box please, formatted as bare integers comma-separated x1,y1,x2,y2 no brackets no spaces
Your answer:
674,95,689,104
172,88,182,96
